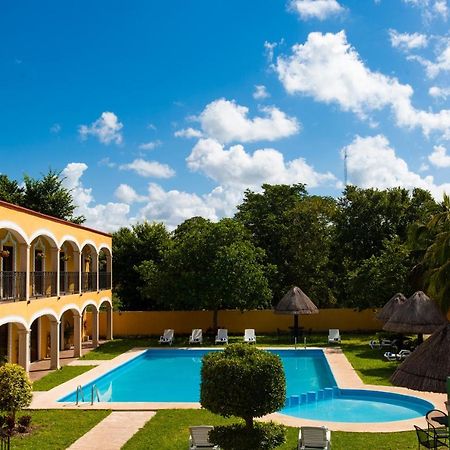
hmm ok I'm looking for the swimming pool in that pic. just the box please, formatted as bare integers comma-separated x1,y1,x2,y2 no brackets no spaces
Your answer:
59,348,433,422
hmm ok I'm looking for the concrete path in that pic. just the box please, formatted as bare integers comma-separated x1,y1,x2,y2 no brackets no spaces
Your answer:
67,411,155,450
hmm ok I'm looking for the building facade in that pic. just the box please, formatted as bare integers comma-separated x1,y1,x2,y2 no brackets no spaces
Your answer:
0,200,113,372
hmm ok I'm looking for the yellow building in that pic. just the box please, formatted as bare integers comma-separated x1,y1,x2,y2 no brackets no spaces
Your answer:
0,200,113,372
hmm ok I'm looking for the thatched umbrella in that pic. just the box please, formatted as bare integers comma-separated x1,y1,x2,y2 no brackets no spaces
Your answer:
376,293,408,323
383,291,447,344
274,286,318,341
390,323,450,393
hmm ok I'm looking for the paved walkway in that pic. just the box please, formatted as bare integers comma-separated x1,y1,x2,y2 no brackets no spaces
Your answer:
67,411,155,450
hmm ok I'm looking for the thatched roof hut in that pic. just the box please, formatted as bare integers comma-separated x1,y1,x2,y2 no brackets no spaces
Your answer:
390,323,450,393
383,291,446,334
376,293,408,323
274,286,318,339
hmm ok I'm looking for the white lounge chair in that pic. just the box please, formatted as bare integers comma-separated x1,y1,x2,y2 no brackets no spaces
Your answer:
369,338,393,349
244,328,256,344
189,426,219,449
384,349,411,361
189,329,203,344
159,329,174,345
215,328,228,344
298,426,331,450
328,329,341,344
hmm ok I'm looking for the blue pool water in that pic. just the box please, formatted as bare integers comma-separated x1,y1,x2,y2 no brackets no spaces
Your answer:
60,349,433,422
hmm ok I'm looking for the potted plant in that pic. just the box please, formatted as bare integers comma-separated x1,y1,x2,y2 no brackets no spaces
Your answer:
0,250,10,258
35,251,45,260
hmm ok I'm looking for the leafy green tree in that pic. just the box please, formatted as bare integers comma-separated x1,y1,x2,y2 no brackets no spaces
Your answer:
0,364,32,423
141,218,272,329
22,170,85,223
112,222,171,310
201,344,286,449
0,175,24,204
409,194,450,314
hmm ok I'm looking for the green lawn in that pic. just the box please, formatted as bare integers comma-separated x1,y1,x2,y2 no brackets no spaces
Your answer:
12,410,110,449
32,365,96,391
123,409,417,450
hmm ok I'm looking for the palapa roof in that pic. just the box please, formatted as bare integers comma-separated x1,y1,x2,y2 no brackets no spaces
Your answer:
390,323,450,393
274,286,319,315
376,293,408,323
383,291,446,334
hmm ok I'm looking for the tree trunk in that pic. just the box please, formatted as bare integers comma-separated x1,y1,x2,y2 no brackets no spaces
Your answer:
213,309,219,335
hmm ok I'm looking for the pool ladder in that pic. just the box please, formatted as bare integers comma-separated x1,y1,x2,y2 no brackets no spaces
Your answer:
75,384,100,405
76,385,84,405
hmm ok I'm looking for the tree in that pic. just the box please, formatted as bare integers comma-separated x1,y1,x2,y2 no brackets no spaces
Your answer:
141,218,273,329
112,222,171,310
0,364,32,423
201,344,286,450
409,194,450,314
0,175,24,204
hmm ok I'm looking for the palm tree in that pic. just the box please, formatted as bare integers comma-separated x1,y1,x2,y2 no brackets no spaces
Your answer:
410,194,450,315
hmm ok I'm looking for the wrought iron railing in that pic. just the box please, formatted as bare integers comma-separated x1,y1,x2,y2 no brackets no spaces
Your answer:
0,271,26,301
60,271,80,295
99,272,111,290
31,271,57,298
81,271,97,292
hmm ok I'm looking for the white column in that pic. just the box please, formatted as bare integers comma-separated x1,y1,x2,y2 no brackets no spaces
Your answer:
106,305,113,340
78,251,82,294
18,329,30,372
25,245,31,301
94,253,99,292
73,312,82,358
50,320,60,370
92,308,99,348
56,248,61,298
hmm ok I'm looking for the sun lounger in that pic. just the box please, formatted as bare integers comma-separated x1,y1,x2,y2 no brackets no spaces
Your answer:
189,329,203,344
244,328,256,343
298,426,331,450
383,349,411,361
159,329,174,345
215,328,228,344
189,425,219,449
328,329,341,344
369,338,393,349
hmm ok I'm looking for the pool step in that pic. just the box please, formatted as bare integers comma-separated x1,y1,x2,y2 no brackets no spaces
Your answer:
285,386,339,407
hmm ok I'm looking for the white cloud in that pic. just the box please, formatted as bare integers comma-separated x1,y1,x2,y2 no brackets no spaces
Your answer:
196,99,300,144
61,162,130,232
429,85,450,98
186,138,335,190
50,123,61,134
174,127,204,139
138,183,219,230
115,184,146,203
264,41,278,62
119,159,175,178
275,30,450,139
411,39,450,78
138,140,161,150
341,135,450,198
428,144,450,167
79,112,123,145
253,85,270,100
389,30,428,51
98,157,116,168
288,0,344,20
402,0,449,20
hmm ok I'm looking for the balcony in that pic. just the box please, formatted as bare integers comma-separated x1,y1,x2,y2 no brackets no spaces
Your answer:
60,271,80,295
99,272,111,290
0,271,26,301
81,271,97,293
31,272,57,298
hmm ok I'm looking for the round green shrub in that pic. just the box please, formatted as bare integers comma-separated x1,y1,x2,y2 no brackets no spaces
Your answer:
0,363,32,421
200,344,286,428
209,422,286,450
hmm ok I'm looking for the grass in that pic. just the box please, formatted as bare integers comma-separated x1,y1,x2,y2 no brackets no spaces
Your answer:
122,409,417,450
32,366,96,391
11,410,110,449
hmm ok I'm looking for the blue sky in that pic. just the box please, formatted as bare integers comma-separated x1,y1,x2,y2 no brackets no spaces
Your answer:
1,0,450,230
